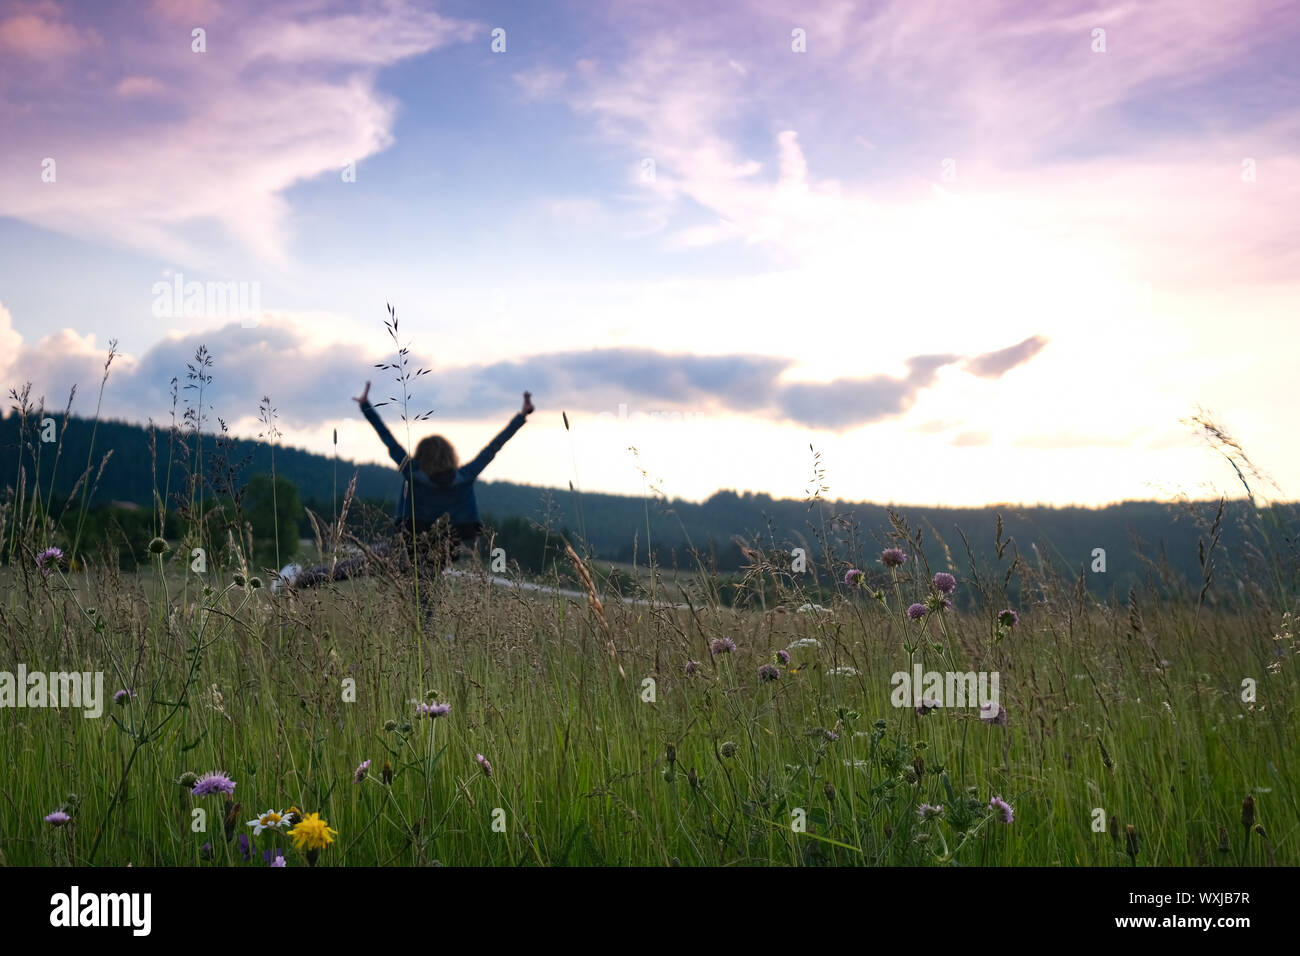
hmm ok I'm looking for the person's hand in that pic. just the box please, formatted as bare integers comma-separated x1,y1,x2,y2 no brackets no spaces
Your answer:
521,390,534,416
353,381,371,405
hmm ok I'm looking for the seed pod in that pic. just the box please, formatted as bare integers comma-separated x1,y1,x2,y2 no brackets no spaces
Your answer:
1125,824,1139,860
1242,795,1255,831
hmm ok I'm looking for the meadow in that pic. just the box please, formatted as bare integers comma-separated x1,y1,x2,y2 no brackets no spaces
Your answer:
0,508,1294,867
1,337,1295,868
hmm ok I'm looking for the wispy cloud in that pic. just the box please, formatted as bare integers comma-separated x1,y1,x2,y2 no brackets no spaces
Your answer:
0,0,480,265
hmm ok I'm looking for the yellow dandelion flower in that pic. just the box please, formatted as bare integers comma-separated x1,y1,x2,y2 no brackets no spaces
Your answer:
288,812,338,852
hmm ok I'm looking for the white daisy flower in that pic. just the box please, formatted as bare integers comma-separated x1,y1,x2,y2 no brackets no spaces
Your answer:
246,809,289,835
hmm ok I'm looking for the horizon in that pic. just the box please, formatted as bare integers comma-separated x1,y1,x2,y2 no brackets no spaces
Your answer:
2,0,1297,509
2,405,1283,514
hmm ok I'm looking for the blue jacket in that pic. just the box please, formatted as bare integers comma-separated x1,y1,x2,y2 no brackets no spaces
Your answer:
360,399,525,531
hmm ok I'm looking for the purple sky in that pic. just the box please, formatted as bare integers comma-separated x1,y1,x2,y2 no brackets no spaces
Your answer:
1,0,1297,506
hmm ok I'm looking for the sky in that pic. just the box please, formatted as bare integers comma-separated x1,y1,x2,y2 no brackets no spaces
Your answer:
1,0,1297,508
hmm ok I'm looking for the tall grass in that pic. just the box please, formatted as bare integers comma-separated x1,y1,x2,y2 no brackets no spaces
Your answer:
0,332,1294,867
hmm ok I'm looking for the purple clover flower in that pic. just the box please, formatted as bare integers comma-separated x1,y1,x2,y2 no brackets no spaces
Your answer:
191,771,236,797
989,795,1014,824
45,810,71,827
980,702,1008,727
757,664,780,682
36,546,63,577
417,701,451,719
915,697,941,715
113,689,136,705
684,660,701,676
262,848,285,866
353,759,370,783
933,572,956,595
907,603,927,621
844,568,864,587
710,638,736,657
917,803,944,821
880,548,908,568
997,608,1019,628
476,753,492,777
776,649,790,665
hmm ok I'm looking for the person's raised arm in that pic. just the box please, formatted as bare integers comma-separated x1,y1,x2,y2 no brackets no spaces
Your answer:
461,391,534,480
353,381,412,474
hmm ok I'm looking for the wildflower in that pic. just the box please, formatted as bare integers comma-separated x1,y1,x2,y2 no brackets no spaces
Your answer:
980,702,1008,726
1242,795,1255,832
827,666,857,677
383,719,397,732
684,660,701,676
113,689,135,705
988,795,1014,824
917,804,944,821
758,664,780,682
288,812,338,853
720,741,738,758
907,603,927,621
246,809,289,835
933,572,956,595
787,638,821,650
710,637,736,656
1125,824,1140,860
417,701,451,719
233,572,247,587
36,546,63,576
997,608,1019,628
353,760,370,784
249,576,263,590
880,548,908,568
199,842,213,860
665,743,676,765
844,568,864,587
476,753,492,777
147,536,169,555
776,649,790,665
177,771,199,789
45,810,71,827
270,853,286,867
824,729,839,741
381,761,393,786
191,771,236,797
915,698,941,715
237,833,252,862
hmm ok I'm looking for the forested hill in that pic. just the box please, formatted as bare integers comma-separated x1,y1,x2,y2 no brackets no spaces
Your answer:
3,411,1292,595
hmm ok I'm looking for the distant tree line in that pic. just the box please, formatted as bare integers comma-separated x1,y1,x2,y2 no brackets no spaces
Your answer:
4,411,1296,600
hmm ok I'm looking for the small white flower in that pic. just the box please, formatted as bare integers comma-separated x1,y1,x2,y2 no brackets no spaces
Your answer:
828,666,858,677
787,638,822,650
247,809,289,835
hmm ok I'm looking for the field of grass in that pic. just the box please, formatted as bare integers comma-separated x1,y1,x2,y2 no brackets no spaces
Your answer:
1,532,1295,868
